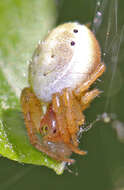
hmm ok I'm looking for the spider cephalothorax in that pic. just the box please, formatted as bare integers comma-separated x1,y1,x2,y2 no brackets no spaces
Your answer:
21,22,105,163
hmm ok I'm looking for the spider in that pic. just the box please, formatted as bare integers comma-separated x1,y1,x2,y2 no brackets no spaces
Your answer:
20,22,105,163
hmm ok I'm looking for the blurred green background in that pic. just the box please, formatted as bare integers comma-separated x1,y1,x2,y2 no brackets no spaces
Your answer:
0,0,124,190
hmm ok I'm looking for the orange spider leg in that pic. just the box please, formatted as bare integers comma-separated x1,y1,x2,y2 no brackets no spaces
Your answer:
67,144,87,155
21,88,74,163
62,89,85,146
21,88,42,131
75,63,105,96
52,93,71,144
81,88,100,111
62,89,87,155
72,94,85,126
53,89,87,156
62,88,78,146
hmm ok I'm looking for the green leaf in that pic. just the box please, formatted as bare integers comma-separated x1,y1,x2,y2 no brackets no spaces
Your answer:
0,0,65,175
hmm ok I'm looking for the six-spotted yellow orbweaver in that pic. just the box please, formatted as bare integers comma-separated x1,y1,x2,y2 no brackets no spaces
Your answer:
20,22,105,163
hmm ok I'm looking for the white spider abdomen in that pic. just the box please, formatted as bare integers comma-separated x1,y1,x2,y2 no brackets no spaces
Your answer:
29,22,101,102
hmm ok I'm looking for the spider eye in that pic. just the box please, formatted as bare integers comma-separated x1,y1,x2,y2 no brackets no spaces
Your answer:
41,125,48,135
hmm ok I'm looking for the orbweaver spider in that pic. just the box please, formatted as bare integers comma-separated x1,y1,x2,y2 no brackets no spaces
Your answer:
21,22,105,163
